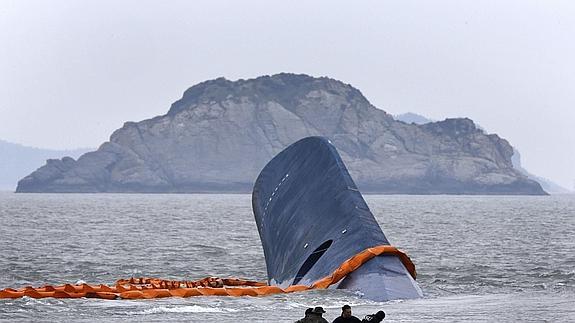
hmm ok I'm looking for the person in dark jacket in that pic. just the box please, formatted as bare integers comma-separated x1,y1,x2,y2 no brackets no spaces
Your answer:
361,310,385,323
295,307,329,323
332,304,361,323
295,308,314,323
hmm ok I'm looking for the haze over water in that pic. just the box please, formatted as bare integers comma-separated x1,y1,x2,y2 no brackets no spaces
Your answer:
0,193,573,322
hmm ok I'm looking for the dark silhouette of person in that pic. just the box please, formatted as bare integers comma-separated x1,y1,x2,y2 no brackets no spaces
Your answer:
361,310,385,323
295,308,314,322
333,304,361,323
295,307,329,323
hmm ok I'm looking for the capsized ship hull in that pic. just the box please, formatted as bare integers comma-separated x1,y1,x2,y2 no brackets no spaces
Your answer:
252,136,422,301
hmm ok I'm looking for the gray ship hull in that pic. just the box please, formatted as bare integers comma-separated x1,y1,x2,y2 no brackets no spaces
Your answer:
252,136,422,301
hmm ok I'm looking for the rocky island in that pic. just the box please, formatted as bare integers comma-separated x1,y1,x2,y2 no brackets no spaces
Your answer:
16,73,546,194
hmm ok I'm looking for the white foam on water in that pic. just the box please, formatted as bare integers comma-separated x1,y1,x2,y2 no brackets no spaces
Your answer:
129,305,239,315
22,296,66,307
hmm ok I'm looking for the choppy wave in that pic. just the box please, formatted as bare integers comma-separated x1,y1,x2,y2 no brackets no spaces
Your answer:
1,193,574,322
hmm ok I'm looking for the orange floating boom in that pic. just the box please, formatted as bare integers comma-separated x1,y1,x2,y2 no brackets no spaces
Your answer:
0,245,415,300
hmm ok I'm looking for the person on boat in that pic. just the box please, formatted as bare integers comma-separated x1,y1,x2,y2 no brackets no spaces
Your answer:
361,310,385,322
332,304,361,323
295,306,329,323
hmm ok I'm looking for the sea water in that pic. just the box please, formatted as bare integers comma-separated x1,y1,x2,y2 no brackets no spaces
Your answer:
0,193,574,322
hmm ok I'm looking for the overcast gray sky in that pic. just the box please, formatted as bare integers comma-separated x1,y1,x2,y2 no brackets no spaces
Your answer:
1,0,573,189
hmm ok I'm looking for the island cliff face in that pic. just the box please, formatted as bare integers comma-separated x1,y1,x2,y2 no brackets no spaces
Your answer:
16,74,546,194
